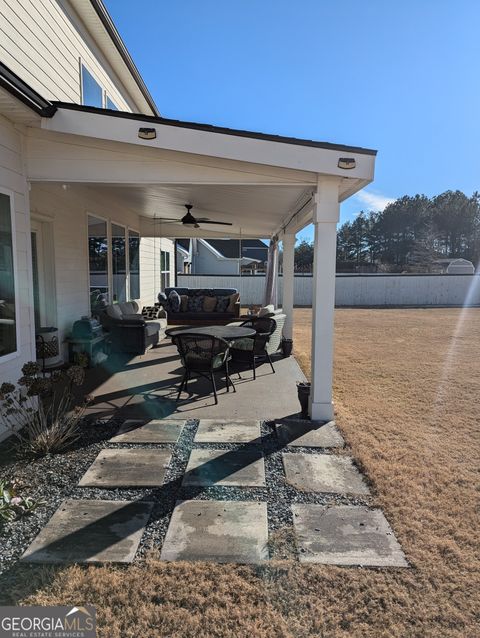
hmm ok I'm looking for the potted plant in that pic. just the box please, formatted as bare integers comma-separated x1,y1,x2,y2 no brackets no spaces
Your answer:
281,338,293,357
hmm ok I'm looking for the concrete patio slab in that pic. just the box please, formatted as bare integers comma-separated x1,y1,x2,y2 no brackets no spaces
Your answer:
78,448,171,487
182,449,266,487
22,499,153,563
161,500,268,563
109,419,185,443
282,453,370,494
81,344,304,422
292,504,408,566
275,420,344,448
195,419,261,443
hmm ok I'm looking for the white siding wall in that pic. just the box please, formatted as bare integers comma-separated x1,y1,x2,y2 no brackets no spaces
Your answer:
140,236,175,304
0,115,35,438
0,0,134,110
178,274,480,307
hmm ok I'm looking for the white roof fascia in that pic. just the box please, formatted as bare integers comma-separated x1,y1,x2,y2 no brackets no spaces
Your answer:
41,108,376,180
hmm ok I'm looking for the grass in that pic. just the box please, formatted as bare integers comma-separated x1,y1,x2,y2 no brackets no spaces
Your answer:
2,308,479,637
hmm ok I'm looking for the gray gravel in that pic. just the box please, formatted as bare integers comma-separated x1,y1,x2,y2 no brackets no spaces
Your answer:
0,417,371,571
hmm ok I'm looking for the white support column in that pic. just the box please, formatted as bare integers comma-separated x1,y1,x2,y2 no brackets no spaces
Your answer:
282,233,296,339
309,177,340,421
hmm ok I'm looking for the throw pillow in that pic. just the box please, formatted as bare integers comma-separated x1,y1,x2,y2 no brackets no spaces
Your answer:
187,295,204,313
203,296,217,312
142,306,161,319
227,292,240,313
158,292,168,308
180,295,189,312
168,290,181,313
258,304,275,317
216,296,230,313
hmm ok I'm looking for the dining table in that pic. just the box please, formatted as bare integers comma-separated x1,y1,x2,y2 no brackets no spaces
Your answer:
164,324,256,341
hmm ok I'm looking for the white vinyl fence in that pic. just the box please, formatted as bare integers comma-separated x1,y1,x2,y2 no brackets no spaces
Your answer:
177,274,480,307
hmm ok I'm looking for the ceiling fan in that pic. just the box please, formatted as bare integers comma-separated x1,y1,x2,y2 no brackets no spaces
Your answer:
155,204,233,228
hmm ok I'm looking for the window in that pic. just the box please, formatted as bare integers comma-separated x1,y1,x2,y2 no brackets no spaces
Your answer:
111,223,127,303
88,215,109,311
81,64,103,107
0,192,17,358
160,250,171,290
129,230,140,299
105,95,118,110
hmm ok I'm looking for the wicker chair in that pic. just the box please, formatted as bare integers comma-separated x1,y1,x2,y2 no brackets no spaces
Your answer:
230,315,286,379
172,333,235,404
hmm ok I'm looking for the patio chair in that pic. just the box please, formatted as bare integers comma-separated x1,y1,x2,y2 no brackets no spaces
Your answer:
172,333,235,404
230,316,282,380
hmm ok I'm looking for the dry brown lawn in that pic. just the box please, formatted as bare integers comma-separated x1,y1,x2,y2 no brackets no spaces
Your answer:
3,309,479,637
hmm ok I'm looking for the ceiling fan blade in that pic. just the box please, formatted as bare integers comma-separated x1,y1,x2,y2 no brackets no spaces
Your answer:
154,218,182,222
198,220,233,226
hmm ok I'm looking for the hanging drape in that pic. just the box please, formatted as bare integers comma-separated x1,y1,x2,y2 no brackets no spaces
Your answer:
263,237,279,307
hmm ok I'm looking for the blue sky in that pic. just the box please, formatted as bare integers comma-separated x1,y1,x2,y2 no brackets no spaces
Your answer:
105,0,479,242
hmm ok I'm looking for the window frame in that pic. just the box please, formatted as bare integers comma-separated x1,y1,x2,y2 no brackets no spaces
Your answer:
160,249,171,291
111,221,128,304
86,214,141,313
79,61,104,108
128,227,140,301
0,187,20,363
86,212,110,310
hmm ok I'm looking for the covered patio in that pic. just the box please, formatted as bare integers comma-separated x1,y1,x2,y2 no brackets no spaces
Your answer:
27,102,377,420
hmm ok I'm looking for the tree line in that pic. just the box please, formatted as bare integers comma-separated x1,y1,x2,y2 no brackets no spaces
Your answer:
292,190,480,273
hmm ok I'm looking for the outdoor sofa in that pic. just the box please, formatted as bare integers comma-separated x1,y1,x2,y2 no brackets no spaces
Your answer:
99,301,167,354
158,287,240,325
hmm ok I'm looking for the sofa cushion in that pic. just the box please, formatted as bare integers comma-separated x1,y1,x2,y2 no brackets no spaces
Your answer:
216,296,230,313
168,290,181,313
106,304,123,320
227,292,240,313
203,296,217,312
187,295,204,313
118,301,138,315
180,295,189,312
158,291,168,307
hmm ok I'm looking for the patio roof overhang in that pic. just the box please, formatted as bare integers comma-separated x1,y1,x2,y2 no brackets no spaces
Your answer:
26,103,376,239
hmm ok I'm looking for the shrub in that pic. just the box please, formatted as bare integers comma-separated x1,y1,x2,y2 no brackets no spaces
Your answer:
0,361,90,458
0,479,45,523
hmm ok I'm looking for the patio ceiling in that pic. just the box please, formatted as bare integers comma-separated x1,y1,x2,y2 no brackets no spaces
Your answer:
26,103,376,239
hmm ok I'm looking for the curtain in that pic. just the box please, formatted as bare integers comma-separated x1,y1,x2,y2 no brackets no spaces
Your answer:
263,238,279,306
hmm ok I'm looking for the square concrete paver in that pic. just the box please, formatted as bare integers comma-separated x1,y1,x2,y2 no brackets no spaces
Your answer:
78,448,171,487
292,504,408,566
276,420,344,448
109,419,185,443
161,500,268,563
182,449,265,487
195,419,261,443
22,499,153,563
283,453,370,494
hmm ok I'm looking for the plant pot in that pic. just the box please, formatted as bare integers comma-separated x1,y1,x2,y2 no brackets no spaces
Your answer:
281,338,293,357
297,382,310,418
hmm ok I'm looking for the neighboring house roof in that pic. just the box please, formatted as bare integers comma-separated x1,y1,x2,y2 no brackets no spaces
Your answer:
176,239,190,252
196,239,268,260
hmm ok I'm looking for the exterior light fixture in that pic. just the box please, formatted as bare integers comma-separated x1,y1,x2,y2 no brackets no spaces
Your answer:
338,157,356,170
138,127,156,140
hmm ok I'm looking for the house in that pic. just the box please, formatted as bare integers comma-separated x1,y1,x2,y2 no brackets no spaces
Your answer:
0,0,377,437
176,238,268,275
